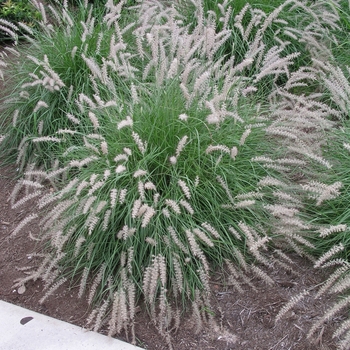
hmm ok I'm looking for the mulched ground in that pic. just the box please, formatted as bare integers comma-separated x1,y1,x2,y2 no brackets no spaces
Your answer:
0,163,345,350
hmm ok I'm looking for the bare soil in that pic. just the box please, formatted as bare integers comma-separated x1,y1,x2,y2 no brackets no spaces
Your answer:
0,163,345,350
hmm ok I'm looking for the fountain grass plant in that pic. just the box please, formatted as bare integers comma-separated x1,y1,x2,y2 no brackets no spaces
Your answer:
1,0,349,347
272,3,350,347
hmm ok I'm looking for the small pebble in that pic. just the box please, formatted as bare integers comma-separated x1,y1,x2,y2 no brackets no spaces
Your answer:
17,286,26,295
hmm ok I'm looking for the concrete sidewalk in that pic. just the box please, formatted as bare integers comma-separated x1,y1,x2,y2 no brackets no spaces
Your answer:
0,300,144,350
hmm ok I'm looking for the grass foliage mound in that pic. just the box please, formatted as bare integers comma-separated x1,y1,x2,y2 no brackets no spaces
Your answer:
1,0,350,348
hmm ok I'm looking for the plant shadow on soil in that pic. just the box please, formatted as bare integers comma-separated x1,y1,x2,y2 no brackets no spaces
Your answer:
0,163,345,350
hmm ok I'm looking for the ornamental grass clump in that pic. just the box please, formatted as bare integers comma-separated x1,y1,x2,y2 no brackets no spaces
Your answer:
0,0,134,170
293,58,350,349
0,0,347,346
272,3,350,347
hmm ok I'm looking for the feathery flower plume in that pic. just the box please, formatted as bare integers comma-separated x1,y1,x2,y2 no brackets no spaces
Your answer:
178,113,189,121
75,180,89,197
193,71,210,94
71,46,78,59
102,210,112,231
314,243,345,268
138,181,145,200
119,189,127,204
39,277,68,304
308,295,350,339
178,179,191,199
33,136,61,143
239,129,251,146
38,121,44,135
230,146,238,159
316,264,350,300
57,129,76,135
275,289,309,323
136,204,148,218
242,86,257,97
264,204,298,218
73,236,86,258
11,213,38,237
145,237,157,246
251,265,274,286
130,84,139,104
123,147,132,156
193,228,214,247
88,180,105,196
333,319,350,339
175,135,188,158
132,132,146,154
235,200,255,208
38,192,56,209
172,256,183,294
167,226,189,254
117,116,133,129
0,18,18,31
114,154,128,163
131,199,142,219
201,222,220,238
19,91,30,99
12,109,19,127
87,264,106,305
167,58,179,79
216,175,234,204
89,174,98,186
89,112,99,130
82,54,103,81
79,93,97,109
19,179,44,190
142,258,158,303
329,273,350,294
83,196,97,214
153,193,160,207
0,25,18,42
11,191,42,210
162,208,171,218
289,146,333,170
228,226,241,240
116,165,126,174
302,181,342,206
78,267,90,298
83,136,99,154
185,230,209,271
100,141,108,155
141,207,156,228
57,178,80,198
319,225,347,238
144,182,156,191
258,176,286,187
206,144,230,155
165,199,181,214
133,169,147,178
194,176,200,187
66,113,80,125
179,199,194,215
110,189,118,208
